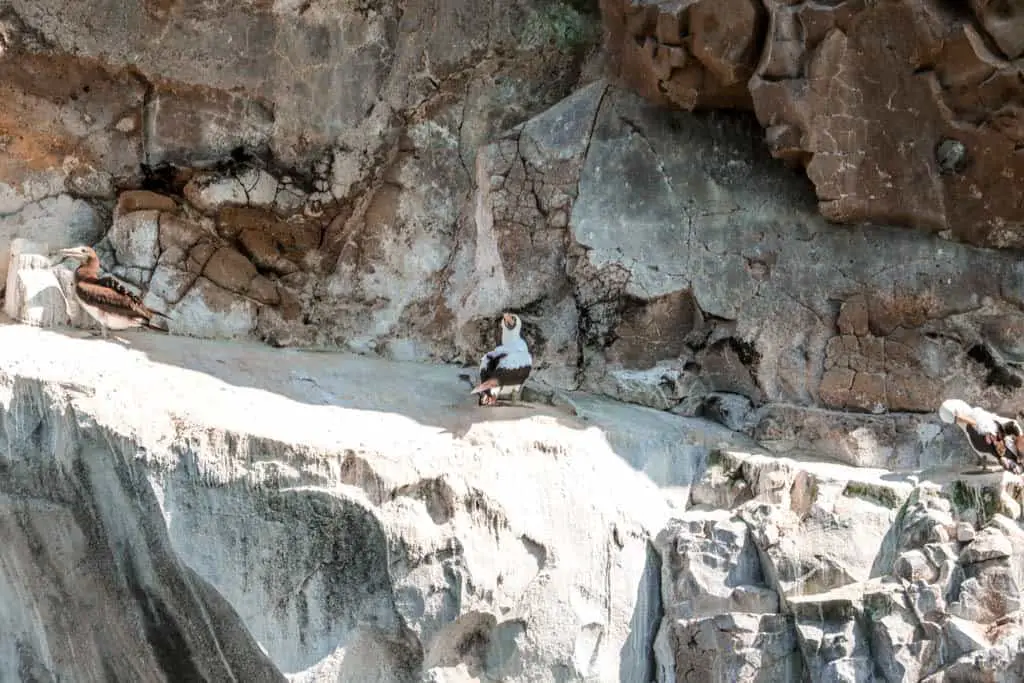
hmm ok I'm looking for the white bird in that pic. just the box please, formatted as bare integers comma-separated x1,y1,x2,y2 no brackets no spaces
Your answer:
470,312,533,406
939,398,1023,474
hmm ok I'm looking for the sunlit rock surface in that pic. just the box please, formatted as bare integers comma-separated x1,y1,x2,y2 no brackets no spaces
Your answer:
0,321,746,682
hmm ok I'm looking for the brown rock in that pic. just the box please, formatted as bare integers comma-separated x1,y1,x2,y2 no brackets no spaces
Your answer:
277,288,303,322
158,213,206,252
887,372,944,413
203,247,257,294
117,190,178,214
884,329,926,371
237,229,298,276
606,291,702,369
853,336,885,374
600,0,764,110
247,275,280,306
747,2,1024,245
823,335,857,370
837,295,869,337
688,0,764,86
185,240,217,274
849,372,886,412
819,368,855,408
218,207,319,274
971,0,1024,59
604,0,1024,246
0,53,145,182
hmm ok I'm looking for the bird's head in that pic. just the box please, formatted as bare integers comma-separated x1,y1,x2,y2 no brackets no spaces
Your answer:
55,245,97,264
500,312,523,345
939,398,973,425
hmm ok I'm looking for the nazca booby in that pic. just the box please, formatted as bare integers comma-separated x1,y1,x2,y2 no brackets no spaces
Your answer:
471,312,532,406
939,398,1024,474
55,245,170,338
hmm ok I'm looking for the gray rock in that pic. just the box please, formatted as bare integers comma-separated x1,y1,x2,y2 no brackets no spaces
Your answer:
655,511,777,620
863,581,924,683
0,322,677,682
789,584,874,683
942,616,991,660
655,613,802,683
894,550,938,583
961,528,1014,565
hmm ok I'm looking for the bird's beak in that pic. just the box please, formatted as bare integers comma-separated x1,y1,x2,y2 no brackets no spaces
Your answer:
502,312,515,328
51,249,74,266
954,412,978,428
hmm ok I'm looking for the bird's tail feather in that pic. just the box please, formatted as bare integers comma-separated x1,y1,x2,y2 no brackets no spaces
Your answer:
470,378,499,395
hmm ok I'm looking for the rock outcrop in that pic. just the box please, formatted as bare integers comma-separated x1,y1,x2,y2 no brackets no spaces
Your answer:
0,321,724,682
2,0,1023,439
3,0,1024,680
5,319,1024,682
9,77,1024,466
656,448,1024,683
601,0,1024,247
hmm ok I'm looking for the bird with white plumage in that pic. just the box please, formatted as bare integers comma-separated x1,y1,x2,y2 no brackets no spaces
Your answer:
469,312,533,407
938,398,1024,474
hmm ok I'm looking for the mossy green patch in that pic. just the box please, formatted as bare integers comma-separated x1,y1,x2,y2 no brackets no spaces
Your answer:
948,480,999,522
518,1,601,53
841,481,905,510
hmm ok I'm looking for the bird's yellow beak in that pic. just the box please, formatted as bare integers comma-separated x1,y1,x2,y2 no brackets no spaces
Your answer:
502,312,515,329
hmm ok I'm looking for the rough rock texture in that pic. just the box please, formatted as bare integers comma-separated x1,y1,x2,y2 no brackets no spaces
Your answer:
0,321,716,682
11,76,1024,465
3,0,1023,444
3,2,1024,680
601,0,1024,246
655,447,1024,683
453,81,1024,467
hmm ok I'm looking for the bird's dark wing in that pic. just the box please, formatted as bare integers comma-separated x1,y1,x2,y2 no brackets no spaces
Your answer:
480,352,507,383
77,275,156,321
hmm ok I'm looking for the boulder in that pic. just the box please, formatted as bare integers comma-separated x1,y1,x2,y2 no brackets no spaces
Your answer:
3,238,67,326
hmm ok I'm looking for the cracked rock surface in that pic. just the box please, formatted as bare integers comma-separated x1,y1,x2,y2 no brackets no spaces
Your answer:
4,1,1024,680
10,78,1024,469
657,448,1024,683
601,0,1024,246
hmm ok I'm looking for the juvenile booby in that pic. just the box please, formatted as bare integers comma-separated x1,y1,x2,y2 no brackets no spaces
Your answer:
470,312,533,406
939,398,1024,474
55,245,170,339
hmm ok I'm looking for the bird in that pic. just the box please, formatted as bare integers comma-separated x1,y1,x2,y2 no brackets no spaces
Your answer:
53,245,171,339
938,398,1024,474
469,312,533,406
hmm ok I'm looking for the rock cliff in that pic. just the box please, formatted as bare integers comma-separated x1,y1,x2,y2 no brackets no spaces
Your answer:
0,322,690,682
601,0,1024,247
2,0,1024,681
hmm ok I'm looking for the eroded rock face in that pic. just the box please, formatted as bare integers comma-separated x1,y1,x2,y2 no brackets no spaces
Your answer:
0,322,685,682
601,0,1024,248
658,447,1024,683
10,78,1024,475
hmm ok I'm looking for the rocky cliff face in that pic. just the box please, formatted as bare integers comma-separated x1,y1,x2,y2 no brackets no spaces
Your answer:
0,323,692,682
3,0,1024,681
601,0,1024,247
6,324,1024,682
